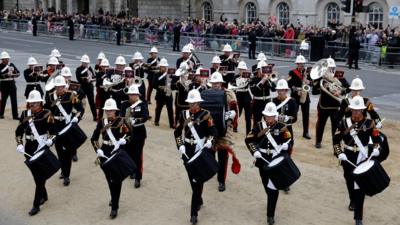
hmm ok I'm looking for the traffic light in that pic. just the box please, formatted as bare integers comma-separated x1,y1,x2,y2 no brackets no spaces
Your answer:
354,0,364,12
341,0,351,13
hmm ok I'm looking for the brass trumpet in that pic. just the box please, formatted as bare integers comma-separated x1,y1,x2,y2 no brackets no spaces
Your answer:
269,72,278,82
310,59,344,102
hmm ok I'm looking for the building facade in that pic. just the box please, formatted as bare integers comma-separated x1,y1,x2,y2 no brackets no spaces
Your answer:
2,0,400,28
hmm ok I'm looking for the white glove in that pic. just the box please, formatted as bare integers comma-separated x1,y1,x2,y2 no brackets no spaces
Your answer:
96,149,104,157
278,115,289,123
281,143,289,151
371,148,380,157
253,151,262,159
375,122,382,129
71,117,79,123
16,144,25,154
283,115,290,123
179,145,186,154
46,139,53,147
118,138,126,145
338,153,348,161
225,110,236,121
204,140,213,149
130,118,136,125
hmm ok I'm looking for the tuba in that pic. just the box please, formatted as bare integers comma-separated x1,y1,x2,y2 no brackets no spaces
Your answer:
310,59,344,102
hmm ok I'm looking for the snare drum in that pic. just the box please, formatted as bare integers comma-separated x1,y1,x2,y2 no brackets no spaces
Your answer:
101,149,136,182
25,147,61,180
353,159,390,197
186,149,219,183
264,155,301,190
58,123,87,150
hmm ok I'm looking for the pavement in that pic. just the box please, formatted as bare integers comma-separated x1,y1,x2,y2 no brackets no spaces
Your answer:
0,30,399,120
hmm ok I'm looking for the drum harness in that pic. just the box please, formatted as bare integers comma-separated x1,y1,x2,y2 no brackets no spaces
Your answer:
27,110,48,154
129,100,144,127
54,92,71,124
182,110,207,159
103,118,126,153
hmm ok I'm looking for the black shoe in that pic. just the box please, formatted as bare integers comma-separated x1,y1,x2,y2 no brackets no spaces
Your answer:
39,197,48,205
284,187,290,194
110,209,118,219
355,220,363,225
130,174,135,179
315,142,321,149
303,133,311,139
233,128,238,133
348,201,354,211
109,200,112,207
267,216,275,225
170,125,176,129
355,67,361,70
72,154,78,162
63,177,70,186
148,101,152,105
197,199,203,211
59,173,64,179
218,182,226,192
29,207,40,216
154,122,159,126
134,179,141,188
0,115,4,119
13,117,20,120
190,216,198,224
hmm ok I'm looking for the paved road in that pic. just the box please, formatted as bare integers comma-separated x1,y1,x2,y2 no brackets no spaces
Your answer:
1,30,399,120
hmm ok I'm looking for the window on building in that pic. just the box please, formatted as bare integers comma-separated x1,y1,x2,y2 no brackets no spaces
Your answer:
326,3,340,26
203,2,213,21
246,2,257,23
368,3,383,29
277,2,290,26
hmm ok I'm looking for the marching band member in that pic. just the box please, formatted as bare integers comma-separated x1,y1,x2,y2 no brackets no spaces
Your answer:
91,97,131,219
176,45,195,71
44,76,84,186
174,89,218,224
108,56,128,110
120,85,149,188
333,96,382,225
172,62,191,126
313,57,350,148
245,102,292,225
24,57,45,99
153,58,174,128
95,51,106,72
48,48,63,66
0,51,20,119
42,56,60,98
287,55,311,139
76,54,97,121
129,51,147,101
249,60,276,125
145,47,160,104
15,90,57,216
219,43,237,85
210,55,221,74
95,58,110,120
230,61,252,134
252,52,267,75
203,72,239,192
335,77,382,128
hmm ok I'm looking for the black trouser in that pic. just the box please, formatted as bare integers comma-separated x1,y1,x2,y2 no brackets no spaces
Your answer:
259,169,279,217
237,93,252,134
105,173,122,210
126,138,146,180
33,26,37,36
183,144,204,217
342,152,365,220
55,140,73,178
0,82,18,118
348,52,359,69
173,37,180,51
116,33,121,45
32,173,47,208
249,43,256,59
81,85,97,120
315,105,338,144
69,30,74,40
155,95,174,127
252,99,269,127
298,101,310,135
213,148,228,184
146,74,155,102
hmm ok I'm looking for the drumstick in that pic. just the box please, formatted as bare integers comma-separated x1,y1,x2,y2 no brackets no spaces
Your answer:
260,156,271,165
183,153,189,159
345,159,357,168
367,154,374,162
23,152,33,158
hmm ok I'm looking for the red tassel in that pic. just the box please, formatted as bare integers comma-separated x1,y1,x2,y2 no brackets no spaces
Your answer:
224,146,241,174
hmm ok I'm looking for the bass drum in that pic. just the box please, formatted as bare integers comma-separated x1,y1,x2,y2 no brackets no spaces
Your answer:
186,149,219,183
264,154,301,190
353,159,390,197
200,89,227,137
101,149,136,182
25,147,61,180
